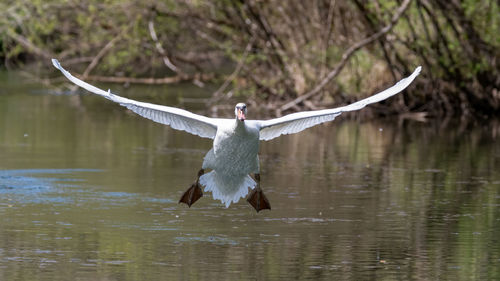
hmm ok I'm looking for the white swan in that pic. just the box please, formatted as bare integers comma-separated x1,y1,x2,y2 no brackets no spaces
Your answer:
52,59,421,212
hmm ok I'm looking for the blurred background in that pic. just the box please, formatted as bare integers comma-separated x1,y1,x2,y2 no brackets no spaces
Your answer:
0,0,498,118
0,1,499,280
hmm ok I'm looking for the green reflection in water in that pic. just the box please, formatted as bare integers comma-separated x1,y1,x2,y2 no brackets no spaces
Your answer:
0,72,499,280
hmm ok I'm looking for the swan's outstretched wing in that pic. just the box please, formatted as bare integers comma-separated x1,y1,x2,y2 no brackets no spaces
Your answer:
52,59,218,139
258,66,421,141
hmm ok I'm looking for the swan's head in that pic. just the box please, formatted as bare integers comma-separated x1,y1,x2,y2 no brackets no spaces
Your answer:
235,103,247,122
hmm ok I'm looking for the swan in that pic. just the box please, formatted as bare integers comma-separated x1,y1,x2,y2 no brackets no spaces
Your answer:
52,59,421,212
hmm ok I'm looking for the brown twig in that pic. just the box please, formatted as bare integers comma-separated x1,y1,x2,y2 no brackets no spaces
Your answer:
209,38,255,104
81,29,128,79
81,73,214,84
279,0,413,114
148,19,208,88
5,29,54,59
148,19,182,74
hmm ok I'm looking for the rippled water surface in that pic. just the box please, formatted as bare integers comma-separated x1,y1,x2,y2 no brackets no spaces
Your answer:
0,72,499,280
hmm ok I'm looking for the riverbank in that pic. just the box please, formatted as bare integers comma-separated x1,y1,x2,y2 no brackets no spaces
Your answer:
1,1,498,118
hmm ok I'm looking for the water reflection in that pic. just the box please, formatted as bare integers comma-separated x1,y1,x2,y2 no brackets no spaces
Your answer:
0,75,499,280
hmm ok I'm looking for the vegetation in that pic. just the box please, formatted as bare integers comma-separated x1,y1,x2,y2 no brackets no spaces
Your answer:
0,0,498,118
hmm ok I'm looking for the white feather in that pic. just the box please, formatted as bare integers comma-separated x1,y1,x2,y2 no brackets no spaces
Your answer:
53,59,421,208
200,171,256,208
51,59,218,139
258,66,422,141
199,120,260,207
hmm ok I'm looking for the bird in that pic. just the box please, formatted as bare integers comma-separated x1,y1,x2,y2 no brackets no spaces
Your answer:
52,59,421,212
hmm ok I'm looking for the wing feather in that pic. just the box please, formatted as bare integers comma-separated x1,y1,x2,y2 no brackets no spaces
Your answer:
259,66,421,141
52,59,218,139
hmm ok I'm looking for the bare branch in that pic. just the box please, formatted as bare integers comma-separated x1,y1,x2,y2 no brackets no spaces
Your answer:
81,73,214,84
81,27,130,79
148,20,182,74
279,0,413,113
5,29,54,59
209,38,255,104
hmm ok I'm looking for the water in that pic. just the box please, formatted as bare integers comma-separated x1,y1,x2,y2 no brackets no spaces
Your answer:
0,71,499,280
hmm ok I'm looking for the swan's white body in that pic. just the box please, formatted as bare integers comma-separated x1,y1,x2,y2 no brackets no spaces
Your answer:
52,59,421,207
200,119,260,207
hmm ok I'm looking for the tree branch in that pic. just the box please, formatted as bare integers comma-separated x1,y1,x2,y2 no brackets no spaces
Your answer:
148,19,181,74
209,38,255,104
81,26,131,79
279,0,413,113
5,29,54,59
81,73,214,84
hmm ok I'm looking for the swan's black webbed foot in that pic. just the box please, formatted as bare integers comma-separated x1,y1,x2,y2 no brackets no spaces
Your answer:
247,174,271,212
179,169,204,207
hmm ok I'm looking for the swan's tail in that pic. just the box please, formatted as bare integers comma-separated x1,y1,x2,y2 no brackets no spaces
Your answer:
199,171,256,208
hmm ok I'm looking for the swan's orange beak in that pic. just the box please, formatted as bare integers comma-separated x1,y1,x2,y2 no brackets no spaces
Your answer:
237,109,246,121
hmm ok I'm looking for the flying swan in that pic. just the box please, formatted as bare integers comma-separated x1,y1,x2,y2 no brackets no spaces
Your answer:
52,59,421,212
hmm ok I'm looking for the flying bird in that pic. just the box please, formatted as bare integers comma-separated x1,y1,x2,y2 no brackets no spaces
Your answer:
52,59,421,212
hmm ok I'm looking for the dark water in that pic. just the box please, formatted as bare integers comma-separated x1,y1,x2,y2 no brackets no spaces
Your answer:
0,72,499,280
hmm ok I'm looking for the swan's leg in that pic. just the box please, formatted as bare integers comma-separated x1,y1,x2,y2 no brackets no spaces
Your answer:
179,169,204,207
247,174,271,212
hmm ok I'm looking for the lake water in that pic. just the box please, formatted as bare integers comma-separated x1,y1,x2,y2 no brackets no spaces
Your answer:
0,71,499,280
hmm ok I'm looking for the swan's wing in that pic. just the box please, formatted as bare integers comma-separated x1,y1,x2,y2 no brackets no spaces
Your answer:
259,66,421,141
52,59,218,139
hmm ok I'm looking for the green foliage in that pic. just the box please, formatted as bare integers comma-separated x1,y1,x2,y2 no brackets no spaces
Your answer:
0,0,498,116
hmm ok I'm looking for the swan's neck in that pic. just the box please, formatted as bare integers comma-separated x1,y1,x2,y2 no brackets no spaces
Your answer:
234,118,246,131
